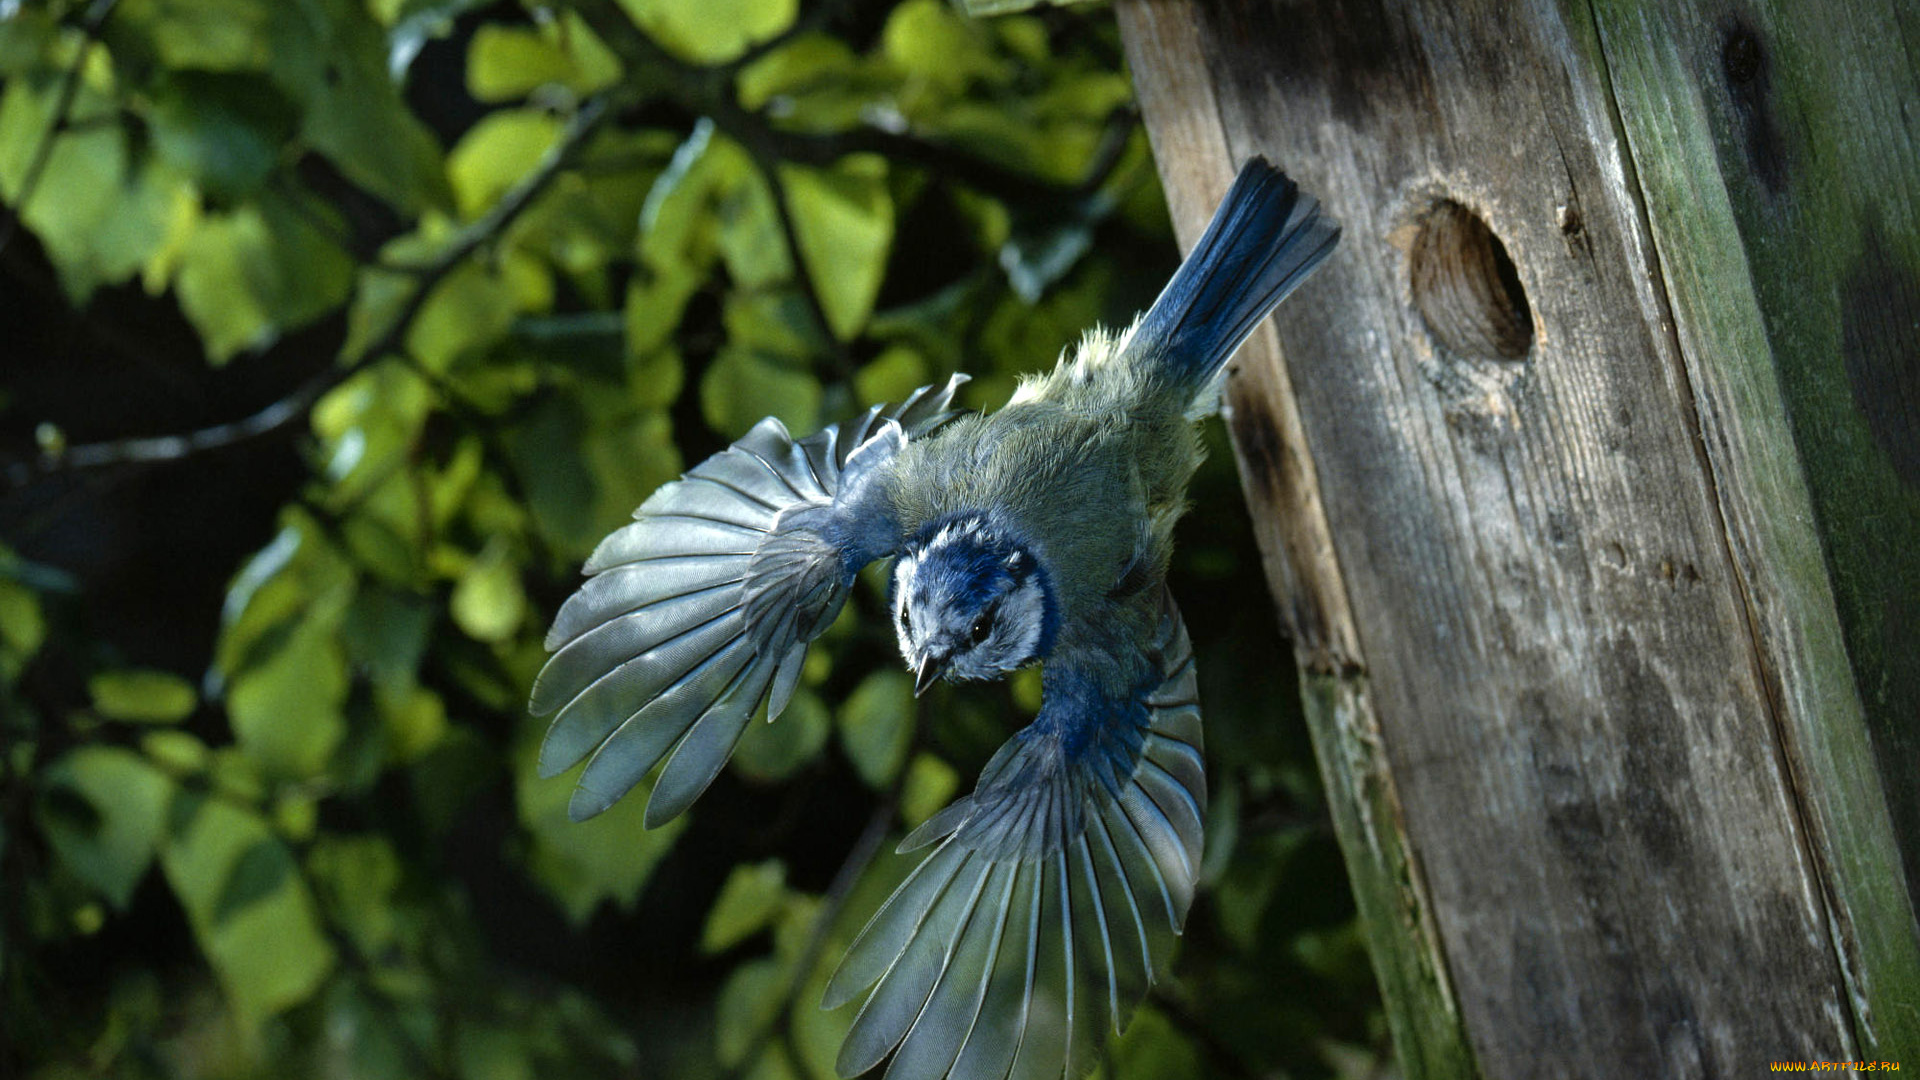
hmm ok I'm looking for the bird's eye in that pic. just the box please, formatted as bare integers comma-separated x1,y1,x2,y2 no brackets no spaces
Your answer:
969,613,994,645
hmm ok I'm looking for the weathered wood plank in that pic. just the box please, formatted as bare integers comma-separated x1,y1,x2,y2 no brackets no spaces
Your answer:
1114,4,1480,1076
1585,0,1920,1056
1117,0,1876,1072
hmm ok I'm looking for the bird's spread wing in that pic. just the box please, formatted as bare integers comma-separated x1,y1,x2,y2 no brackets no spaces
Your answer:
825,589,1205,1080
531,376,969,826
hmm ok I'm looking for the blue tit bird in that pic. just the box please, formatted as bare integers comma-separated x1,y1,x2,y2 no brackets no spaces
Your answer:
530,157,1339,1079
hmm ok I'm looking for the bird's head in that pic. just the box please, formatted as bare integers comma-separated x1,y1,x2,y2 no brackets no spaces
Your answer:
891,514,1058,694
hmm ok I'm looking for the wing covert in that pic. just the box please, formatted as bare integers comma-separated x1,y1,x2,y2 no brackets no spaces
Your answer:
825,589,1205,1080
531,376,969,825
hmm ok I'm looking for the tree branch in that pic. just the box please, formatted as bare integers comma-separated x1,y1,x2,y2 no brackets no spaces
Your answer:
0,0,121,260
722,0,873,76
721,728,919,1080
742,136,858,385
4,97,612,492
564,0,1136,406
760,119,1126,206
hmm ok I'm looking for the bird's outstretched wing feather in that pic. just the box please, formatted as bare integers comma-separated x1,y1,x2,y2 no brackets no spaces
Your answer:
825,590,1205,1080
531,376,969,825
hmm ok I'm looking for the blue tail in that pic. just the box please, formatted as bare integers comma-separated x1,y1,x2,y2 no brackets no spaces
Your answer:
1131,157,1340,400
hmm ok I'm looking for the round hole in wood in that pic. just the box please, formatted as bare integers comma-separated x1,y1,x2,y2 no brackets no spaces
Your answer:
1409,200,1533,361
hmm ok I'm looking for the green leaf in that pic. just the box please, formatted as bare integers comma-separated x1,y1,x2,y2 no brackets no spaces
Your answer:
854,345,929,406
881,0,1007,94
732,688,830,782
515,719,686,924
407,259,517,371
0,77,132,301
583,408,684,540
978,256,1111,380
343,262,420,364
225,616,349,779
172,205,303,360
467,20,618,101
174,193,355,362
625,346,686,410
312,363,436,504
714,956,787,1067
777,156,893,339
378,684,448,763
114,0,272,72
38,747,174,910
724,288,828,360
447,108,560,220
336,489,423,588
89,668,199,724
0,8,55,75
148,70,297,201
637,120,747,275
1105,1005,1202,1080
702,859,788,954
116,160,203,297
790,921,859,1080
161,795,336,1024
837,670,915,789
746,1042,804,1080
615,0,797,65
341,585,434,695
320,982,422,1080
211,837,296,925
737,35,879,132
700,346,822,439
271,0,451,214
468,24,575,101
624,264,701,357
450,538,526,643
512,126,674,283
142,729,211,775
899,752,959,829
0,578,46,679
456,1026,537,1080
509,395,599,556
993,15,1051,65
306,834,402,955
716,172,794,291
221,524,303,632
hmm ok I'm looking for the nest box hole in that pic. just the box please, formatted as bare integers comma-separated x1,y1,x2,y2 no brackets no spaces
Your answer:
1409,200,1534,361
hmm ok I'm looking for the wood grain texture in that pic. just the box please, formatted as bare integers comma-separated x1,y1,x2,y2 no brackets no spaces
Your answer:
1114,4,1479,1076
1586,0,1920,1057
1113,0,1903,1073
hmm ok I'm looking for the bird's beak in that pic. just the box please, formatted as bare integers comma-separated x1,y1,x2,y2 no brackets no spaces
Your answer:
913,654,947,697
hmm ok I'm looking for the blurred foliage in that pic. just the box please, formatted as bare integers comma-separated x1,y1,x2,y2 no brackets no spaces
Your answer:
0,0,1387,1077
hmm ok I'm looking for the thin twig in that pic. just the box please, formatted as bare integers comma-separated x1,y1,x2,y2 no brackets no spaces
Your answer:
723,0,868,75
566,0,868,387
1071,104,1141,200
4,97,613,491
565,0,1133,395
722,733,916,1080
744,137,858,385
0,0,121,260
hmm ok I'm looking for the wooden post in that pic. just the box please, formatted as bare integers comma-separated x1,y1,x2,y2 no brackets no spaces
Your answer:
1105,0,1920,1074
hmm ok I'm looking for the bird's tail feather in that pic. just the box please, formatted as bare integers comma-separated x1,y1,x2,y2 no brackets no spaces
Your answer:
1130,157,1339,404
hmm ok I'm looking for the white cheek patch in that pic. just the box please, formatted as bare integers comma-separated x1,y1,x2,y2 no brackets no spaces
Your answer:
892,554,920,652
1000,578,1048,666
